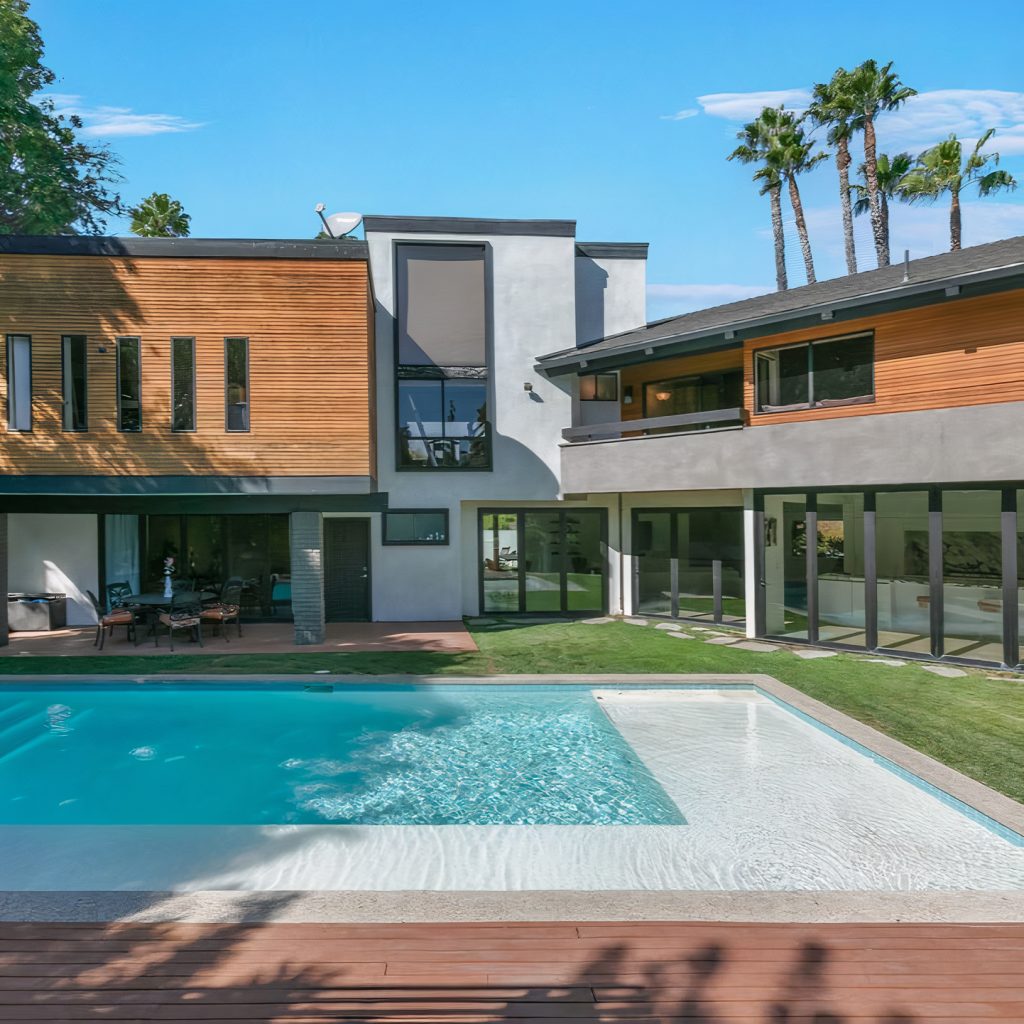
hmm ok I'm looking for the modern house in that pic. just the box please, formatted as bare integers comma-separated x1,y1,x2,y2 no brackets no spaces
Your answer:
1,225,1023,669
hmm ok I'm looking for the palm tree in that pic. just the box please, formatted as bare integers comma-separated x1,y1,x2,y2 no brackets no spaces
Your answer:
898,130,1017,251
129,192,191,237
852,151,913,260
843,60,916,267
808,70,861,275
729,108,789,291
774,112,827,284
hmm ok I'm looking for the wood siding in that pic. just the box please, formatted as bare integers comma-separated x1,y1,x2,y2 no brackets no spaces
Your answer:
0,253,373,477
619,348,742,421
743,288,1024,425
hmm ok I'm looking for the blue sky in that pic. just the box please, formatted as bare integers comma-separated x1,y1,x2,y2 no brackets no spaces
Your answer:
32,0,1024,321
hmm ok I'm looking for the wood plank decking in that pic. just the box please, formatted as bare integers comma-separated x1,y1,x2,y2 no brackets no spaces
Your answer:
0,920,1021,1021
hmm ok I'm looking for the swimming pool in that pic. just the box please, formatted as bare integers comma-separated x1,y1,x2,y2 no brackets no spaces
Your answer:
0,681,1022,893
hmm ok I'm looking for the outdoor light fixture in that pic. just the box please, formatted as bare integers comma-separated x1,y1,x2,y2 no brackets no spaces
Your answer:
655,390,672,402
523,382,533,391
623,385,634,404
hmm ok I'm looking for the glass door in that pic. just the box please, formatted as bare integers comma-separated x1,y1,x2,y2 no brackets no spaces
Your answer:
762,494,809,639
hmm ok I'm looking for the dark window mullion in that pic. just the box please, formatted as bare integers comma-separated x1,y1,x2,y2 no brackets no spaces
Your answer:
517,514,526,614
929,488,944,659
559,512,569,614
807,343,815,408
1002,488,1018,668
669,512,679,619
805,495,818,644
864,492,878,650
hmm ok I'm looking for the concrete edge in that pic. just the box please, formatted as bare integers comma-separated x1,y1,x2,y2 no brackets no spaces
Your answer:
2,890,1024,924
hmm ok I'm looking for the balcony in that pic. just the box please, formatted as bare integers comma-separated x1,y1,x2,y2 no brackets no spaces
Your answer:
561,407,745,443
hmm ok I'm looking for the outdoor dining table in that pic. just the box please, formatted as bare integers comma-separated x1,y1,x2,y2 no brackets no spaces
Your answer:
126,591,218,644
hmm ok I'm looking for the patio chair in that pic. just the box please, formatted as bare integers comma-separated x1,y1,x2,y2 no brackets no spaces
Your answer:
155,595,203,651
86,589,137,650
106,581,134,611
200,581,243,641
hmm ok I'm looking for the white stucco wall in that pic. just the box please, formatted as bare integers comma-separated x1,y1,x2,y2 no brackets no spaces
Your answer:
8,514,99,626
574,255,647,345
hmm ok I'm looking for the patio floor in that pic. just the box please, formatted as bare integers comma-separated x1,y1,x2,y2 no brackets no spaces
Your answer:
0,920,1020,1021
0,621,477,657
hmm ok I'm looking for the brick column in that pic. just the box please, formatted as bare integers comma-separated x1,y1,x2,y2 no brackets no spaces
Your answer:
289,511,325,645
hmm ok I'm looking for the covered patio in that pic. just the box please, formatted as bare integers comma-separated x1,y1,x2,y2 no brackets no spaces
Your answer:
0,620,476,657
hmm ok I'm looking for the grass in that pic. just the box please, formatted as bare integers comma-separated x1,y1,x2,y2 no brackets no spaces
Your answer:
1,618,1022,802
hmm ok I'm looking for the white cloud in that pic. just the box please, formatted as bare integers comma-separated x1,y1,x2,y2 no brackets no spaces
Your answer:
660,108,699,122
647,282,772,319
44,93,203,137
697,89,811,121
879,89,1024,156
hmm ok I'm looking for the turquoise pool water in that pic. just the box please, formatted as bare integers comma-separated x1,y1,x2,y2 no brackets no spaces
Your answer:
0,685,685,826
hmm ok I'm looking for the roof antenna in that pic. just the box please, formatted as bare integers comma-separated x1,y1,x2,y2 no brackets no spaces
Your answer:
902,249,910,283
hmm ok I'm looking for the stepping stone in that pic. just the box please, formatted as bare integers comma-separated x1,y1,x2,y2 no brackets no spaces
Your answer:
856,657,906,667
792,648,839,660
580,617,613,625
667,631,695,640
732,641,780,653
624,618,649,626
704,635,739,645
921,664,967,678
654,622,683,631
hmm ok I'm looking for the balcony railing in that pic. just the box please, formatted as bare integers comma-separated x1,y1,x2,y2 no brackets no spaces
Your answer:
561,407,745,443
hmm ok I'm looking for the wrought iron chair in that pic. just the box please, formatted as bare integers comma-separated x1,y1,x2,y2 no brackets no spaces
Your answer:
200,581,243,641
156,594,203,651
87,590,137,650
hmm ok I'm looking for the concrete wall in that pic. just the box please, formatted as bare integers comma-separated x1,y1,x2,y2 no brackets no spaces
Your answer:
561,400,1024,495
8,514,99,626
574,255,647,346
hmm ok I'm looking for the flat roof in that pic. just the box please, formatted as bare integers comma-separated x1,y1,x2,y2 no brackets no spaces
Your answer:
539,235,1024,373
362,215,577,237
575,242,649,260
0,236,369,260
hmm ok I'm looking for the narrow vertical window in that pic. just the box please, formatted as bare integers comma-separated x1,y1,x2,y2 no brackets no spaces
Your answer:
116,336,142,432
225,337,249,432
171,336,195,432
6,334,31,431
61,334,88,431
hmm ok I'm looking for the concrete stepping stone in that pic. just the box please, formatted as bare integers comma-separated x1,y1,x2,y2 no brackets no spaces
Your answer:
792,648,839,660
666,631,695,640
624,618,649,626
654,622,683,631
921,664,968,678
579,617,613,625
732,641,780,653
856,657,907,667
704,635,739,645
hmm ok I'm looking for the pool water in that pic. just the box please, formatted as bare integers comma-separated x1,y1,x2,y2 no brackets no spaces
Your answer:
0,685,684,826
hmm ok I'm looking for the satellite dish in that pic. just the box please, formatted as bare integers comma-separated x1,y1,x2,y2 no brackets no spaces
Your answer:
324,211,363,238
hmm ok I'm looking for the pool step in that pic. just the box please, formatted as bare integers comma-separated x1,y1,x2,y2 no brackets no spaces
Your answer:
0,701,32,729
0,707,91,765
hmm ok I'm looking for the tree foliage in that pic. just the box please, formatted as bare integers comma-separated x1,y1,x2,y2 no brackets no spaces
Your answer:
0,0,123,234
129,191,191,237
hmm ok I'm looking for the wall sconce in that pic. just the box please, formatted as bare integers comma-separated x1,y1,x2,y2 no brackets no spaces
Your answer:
622,384,634,405
655,390,672,402
523,382,533,392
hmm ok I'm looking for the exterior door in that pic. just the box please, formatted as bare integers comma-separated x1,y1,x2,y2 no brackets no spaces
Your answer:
323,518,370,621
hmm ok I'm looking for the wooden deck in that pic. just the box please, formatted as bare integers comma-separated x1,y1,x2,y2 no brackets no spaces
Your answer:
0,920,1021,1021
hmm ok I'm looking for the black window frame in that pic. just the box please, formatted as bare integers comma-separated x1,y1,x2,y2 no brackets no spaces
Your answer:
5,333,32,433
393,240,492,472
754,332,875,415
641,369,743,417
224,336,250,433
171,336,196,433
579,372,618,402
382,508,450,546
115,335,142,433
60,334,88,432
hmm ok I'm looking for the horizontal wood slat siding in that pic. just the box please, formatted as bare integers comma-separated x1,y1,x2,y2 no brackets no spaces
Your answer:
743,288,1024,425
619,349,742,421
0,254,372,477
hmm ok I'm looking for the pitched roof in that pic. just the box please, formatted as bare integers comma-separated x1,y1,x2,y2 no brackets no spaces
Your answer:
539,235,1024,371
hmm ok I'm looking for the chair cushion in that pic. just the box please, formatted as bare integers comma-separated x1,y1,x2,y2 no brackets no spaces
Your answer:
101,609,133,626
201,603,239,620
159,612,200,628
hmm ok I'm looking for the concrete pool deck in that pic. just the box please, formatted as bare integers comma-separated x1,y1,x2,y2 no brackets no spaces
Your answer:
0,674,1022,922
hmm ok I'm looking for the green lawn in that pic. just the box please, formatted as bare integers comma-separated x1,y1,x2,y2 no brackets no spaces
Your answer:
1,619,1022,802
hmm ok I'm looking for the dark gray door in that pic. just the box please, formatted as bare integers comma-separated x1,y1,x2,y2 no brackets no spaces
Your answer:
323,518,370,622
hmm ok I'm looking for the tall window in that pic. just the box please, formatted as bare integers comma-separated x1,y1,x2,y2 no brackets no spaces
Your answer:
6,334,31,431
225,337,249,432
171,337,196,432
61,335,88,431
755,333,873,413
395,244,489,469
116,337,141,432
580,373,617,401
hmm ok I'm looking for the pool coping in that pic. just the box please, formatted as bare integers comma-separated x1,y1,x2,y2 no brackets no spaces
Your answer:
0,672,1022,923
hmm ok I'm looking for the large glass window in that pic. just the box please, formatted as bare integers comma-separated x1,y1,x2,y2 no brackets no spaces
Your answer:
225,337,249,432
171,337,195,432
942,490,1002,662
875,491,930,654
396,243,490,470
763,494,809,638
634,511,673,616
383,510,448,545
816,492,866,646
61,335,87,431
755,334,873,413
116,336,141,432
480,509,605,614
644,371,741,424
677,508,745,623
6,334,31,431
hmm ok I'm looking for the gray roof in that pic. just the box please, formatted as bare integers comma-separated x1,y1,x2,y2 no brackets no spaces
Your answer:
0,236,368,260
539,235,1024,372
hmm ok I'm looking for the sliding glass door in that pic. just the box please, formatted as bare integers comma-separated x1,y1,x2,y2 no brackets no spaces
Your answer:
480,509,606,615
